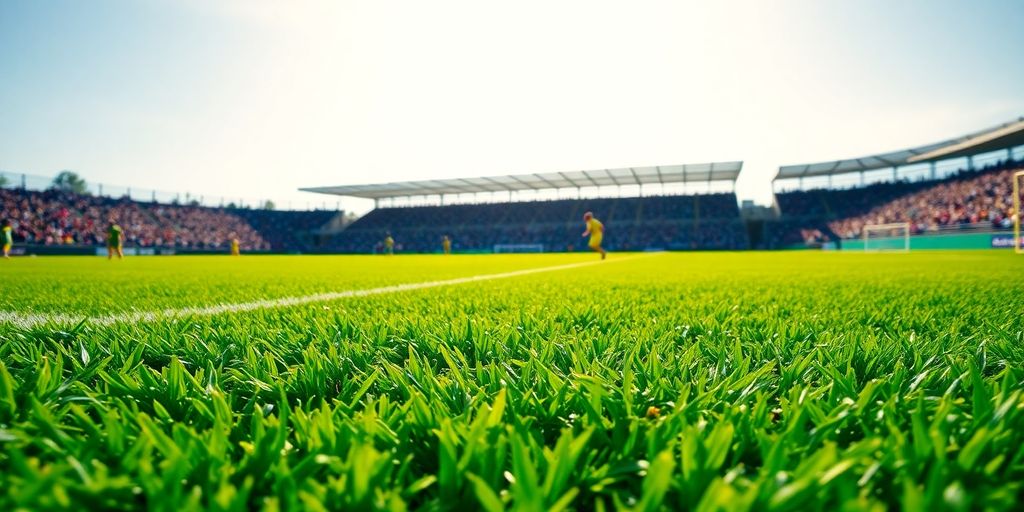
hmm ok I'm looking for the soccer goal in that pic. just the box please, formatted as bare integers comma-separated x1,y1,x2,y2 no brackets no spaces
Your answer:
863,222,910,252
493,243,544,253
1014,170,1024,254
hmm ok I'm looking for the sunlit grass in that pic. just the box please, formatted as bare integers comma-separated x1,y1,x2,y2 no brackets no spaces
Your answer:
0,251,1022,510
0,253,597,314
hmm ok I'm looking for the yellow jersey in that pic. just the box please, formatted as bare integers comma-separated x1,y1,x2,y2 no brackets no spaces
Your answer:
587,218,604,249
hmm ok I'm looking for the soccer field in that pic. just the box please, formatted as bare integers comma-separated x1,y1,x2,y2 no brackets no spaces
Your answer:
1,251,1022,510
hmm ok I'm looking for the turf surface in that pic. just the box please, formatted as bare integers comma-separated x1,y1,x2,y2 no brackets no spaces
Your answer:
0,254,598,315
1,251,1022,510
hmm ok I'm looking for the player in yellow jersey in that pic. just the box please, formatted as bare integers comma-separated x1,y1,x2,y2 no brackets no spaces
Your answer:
107,221,123,260
384,232,395,255
230,237,240,256
581,211,606,259
442,235,451,255
2,219,12,259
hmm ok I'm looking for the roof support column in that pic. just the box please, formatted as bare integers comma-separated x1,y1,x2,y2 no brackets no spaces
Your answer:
859,172,865,187
374,198,379,209
967,155,974,171
929,162,936,181
1008,148,1014,162
891,166,898,182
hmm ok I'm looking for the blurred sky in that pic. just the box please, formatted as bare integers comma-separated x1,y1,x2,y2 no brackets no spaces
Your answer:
1,0,1023,213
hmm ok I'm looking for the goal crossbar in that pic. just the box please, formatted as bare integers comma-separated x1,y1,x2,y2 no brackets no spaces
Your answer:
862,222,910,252
493,243,544,254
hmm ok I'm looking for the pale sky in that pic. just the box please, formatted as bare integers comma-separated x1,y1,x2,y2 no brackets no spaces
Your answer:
2,0,1023,213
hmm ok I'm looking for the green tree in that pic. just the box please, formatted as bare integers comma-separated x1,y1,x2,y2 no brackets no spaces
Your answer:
261,200,276,210
51,171,88,194
0,174,8,188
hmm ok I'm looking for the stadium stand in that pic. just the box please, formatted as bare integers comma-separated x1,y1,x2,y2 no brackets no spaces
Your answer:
305,162,749,253
765,117,1024,248
766,159,1023,246
828,163,1022,238
0,187,338,251
324,193,748,253
234,209,339,252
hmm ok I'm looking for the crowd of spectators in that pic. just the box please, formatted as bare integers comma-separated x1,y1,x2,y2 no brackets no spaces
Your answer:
765,160,1022,246
0,187,339,251
761,220,835,248
235,210,339,252
828,164,1023,239
324,194,748,252
775,181,933,220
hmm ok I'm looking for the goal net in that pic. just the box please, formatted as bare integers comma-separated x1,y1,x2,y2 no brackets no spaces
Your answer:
1014,170,1023,254
493,243,544,253
863,222,910,252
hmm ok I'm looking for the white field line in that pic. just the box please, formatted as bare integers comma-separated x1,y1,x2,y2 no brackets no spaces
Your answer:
0,253,660,330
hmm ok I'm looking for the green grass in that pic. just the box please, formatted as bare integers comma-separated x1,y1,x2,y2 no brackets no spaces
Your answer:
0,254,596,314
1,251,1022,511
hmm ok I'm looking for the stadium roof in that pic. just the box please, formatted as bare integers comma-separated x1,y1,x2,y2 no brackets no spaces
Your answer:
301,161,743,199
775,117,1024,180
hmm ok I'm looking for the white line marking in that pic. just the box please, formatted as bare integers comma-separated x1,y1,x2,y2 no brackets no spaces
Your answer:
0,253,660,329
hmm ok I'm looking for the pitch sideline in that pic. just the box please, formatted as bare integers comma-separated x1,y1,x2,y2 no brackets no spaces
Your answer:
0,253,661,330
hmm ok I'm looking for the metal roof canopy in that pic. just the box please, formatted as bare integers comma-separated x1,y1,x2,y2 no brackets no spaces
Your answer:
301,161,743,200
775,117,1024,181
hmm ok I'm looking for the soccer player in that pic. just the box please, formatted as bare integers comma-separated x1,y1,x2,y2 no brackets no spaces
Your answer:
230,237,240,256
384,232,395,255
442,235,451,255
2,219,12,259
107,221,124,260
581,211,606,259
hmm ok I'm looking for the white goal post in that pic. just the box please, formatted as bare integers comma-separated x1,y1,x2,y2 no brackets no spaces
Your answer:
1014,170,1023,254
493,243,544,253
863,222,910,252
